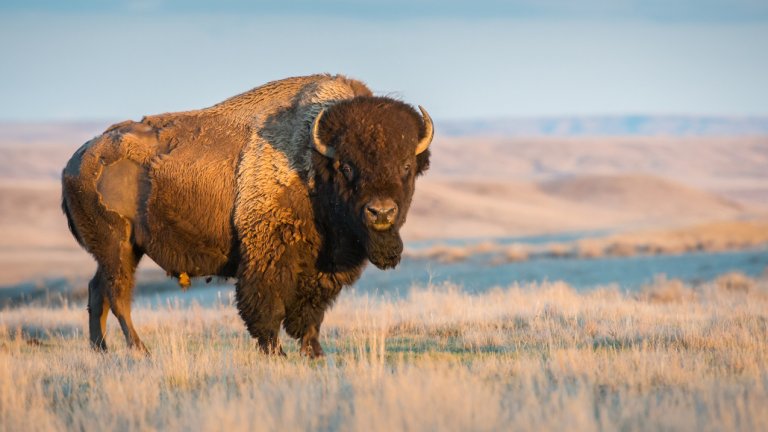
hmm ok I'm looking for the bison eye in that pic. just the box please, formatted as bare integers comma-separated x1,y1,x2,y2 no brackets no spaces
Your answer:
339,162,355,181
402,163,412,178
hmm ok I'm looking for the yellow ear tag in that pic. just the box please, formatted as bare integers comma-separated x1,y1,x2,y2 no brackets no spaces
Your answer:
178,272,191,290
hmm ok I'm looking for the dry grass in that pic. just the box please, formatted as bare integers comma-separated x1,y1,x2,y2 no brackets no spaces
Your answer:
610,219,768,254
1,276,768,431
577,219,768,259
406,218,768,264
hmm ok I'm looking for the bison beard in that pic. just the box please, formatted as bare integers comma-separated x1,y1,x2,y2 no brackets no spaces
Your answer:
366,230,403,269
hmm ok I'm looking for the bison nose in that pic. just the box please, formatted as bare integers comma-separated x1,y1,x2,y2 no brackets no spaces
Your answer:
365,199,398,229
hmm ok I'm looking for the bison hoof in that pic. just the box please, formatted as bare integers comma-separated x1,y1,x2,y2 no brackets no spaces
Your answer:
258,339,286,356
131,342,151,357
301,339,325,359
90,340,108,352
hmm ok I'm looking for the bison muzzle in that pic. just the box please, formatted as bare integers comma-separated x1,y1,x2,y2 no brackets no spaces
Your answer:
61,74,433,357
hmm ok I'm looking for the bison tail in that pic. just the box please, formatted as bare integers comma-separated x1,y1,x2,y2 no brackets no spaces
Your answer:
61,195,85,247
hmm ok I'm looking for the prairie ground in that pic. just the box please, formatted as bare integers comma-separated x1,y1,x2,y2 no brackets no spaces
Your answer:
2,275,767,431
408,218,768,263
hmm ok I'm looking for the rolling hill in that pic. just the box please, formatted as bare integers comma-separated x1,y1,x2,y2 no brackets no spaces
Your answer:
0,118,766,283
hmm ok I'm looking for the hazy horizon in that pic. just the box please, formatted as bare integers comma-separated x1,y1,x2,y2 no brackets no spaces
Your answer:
1,1,767,121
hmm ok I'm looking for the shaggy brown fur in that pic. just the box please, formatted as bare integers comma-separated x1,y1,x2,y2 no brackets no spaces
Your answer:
61,74,433,357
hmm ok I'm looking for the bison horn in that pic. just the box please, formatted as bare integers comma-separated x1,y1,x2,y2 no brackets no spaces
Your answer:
311,109,335,158
415,105,434,155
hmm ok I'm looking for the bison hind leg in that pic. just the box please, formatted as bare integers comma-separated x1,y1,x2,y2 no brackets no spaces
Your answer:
106,244,148,354
87,267,110,351
85,219,147,354
86,242,147,354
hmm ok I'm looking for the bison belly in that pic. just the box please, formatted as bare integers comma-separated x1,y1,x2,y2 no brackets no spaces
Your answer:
137,158,236,277
137,138,242,278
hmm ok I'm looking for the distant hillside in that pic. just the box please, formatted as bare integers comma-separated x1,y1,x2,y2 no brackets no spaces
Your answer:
0,121,110,180
1,119,767,205
429,135,768,205
0,120,765,283
0,121,108,146
438,116,768,137
403,175,747,240
3,116,768,147
540,174,743,217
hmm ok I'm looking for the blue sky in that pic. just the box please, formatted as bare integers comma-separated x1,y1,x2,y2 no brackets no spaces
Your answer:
1,1,767,120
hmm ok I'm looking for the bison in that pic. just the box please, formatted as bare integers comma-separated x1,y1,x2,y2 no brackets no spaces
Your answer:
61,74,433,357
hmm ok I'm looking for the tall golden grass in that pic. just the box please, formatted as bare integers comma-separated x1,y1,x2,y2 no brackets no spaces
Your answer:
1,275,767,431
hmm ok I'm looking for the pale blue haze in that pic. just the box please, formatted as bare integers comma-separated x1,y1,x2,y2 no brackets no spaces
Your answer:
1,1,767,120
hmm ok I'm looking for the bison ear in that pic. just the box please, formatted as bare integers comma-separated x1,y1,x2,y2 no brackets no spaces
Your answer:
414,105,434,155
311,109,335,158
416,148,430,176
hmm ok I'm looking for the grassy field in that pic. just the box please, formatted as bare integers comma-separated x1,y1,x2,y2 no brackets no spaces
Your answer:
1,275,767,431
407,218,768,263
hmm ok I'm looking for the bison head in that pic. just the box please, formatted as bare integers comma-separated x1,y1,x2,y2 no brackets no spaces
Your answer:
311,97,433,270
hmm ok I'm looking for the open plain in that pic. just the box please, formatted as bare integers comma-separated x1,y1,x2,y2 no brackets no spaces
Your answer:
1,120,767,431
2,276,767,431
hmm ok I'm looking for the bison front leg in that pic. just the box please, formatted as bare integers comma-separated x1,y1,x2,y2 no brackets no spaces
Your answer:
284,314,324,358
235,279,287,356
284,300,327,358
300,323,324,358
